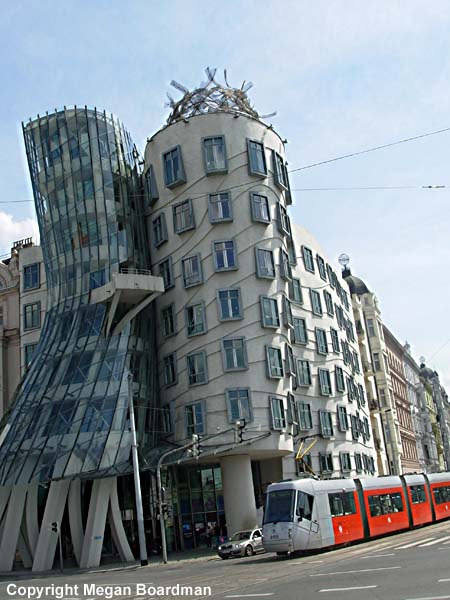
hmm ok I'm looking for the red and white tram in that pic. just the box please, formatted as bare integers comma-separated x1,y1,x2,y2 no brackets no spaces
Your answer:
262,472,450,555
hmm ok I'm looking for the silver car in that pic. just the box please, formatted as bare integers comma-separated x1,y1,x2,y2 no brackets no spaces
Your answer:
217,528,264,559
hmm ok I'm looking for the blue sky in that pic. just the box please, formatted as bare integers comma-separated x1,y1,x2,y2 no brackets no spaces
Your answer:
1,0,449,385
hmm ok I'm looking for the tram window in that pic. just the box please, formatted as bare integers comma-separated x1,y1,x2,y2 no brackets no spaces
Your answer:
368,492,403,516
296,490,314,520
264,489,295,524
390,492,404,512
410,485,426,504
368,495,382,517
433,486,450,504
328,492,357,517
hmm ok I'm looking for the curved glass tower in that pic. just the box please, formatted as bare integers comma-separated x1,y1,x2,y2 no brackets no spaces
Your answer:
0,107,158,486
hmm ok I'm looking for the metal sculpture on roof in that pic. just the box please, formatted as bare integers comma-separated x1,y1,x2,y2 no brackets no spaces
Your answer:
166,67,276,124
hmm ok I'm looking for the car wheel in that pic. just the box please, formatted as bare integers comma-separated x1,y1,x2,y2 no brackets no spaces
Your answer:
220,556,229,560
276,551,288,556
245,545,254,557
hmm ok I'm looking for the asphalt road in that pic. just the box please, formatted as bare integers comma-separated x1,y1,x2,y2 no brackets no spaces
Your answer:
2,521,450,600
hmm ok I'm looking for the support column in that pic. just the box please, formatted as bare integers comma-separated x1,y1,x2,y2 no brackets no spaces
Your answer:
109,478,133,562
220,455,257,535
68,479,84,566
79,478,114,569
0,485,27,571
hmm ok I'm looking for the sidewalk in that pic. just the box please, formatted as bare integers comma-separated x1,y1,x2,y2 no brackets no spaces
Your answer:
0,547,219,580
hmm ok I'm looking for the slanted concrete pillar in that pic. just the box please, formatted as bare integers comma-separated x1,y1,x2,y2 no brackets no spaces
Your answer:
0,485,27,571
80,478,114,569
220,455,257,536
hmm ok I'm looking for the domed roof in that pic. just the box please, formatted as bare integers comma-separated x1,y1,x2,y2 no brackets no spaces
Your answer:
342,269,370,295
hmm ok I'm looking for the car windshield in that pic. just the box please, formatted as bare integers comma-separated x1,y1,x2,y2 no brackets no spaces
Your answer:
230,531,252,541
264,489,294,524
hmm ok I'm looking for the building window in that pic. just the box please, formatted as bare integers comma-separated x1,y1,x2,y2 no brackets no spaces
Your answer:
270,396,286,429
250,192,270,223
362,416,370,440
289,278,303,304
296,454,313,475
355,453,363,472
297,359,312,386
287,392,297,424
209,192,232,223
302,246,315,272
159,257,174,290
315,328,328,355
276,203,291,235
372,352,381,371
285,344,296,377
162,405,173,434
23,263,40,290
320,453,334,474
337,405,349,431
182,254,203,288
187,351,208,386
346,376,357,402
64,352,93,385
89,269,106,290
24,302,41,330
217,288,242,320
335,366,345,392
226,388,251,422
162,304,176,337
163,146,186,188
203,135,227,174
293,317,308,345
330,328,340,353
247,140,267,176
324,290,334,316
152,213,168,247
222,337,247,371
310,290,323,316
316,255,327,281
319,410,334,437
282,296,293,328
185,302,207,336
280,249,292,280
351,415,360,440
173,199,195,233
298,402,313,429
287,240,297,266
352,352,360,374
163,353,177,386
367,318,376,337
186,402,205,435
318,368,332,395
340,452,352,473
213,240,237,271
272,151,289,190
144,164,159,202
24,343,37,369
255,248,275,278
266,346,284,378
260,297,280,328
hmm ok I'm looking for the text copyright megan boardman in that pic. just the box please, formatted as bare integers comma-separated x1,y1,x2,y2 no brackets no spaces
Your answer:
6,583,213,598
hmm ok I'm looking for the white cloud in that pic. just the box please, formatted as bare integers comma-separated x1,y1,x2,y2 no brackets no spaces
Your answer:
0,211,39,256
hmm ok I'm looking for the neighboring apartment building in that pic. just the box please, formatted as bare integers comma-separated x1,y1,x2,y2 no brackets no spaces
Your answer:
384,326,421,473
420,363,450,470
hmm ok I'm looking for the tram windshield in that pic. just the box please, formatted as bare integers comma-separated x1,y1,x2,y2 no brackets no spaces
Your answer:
264,489,295,524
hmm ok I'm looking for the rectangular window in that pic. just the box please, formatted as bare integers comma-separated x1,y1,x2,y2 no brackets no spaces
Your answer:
23,263,40,290
318,368,332,395
250,192,270,223
186,402,205,435
266,345,284,378
298,402,313,429
297,359,312,386
261,297,280,328
290,278,303,304
410,485,427,504
320,453,334,474
226,388,251,422
222,337,247,371
293,317,308,344
272,151,289,189
302,246,315,272
324,290,334,316
280,249,292,280
351,415,360,440
163,146,186,188
372,352,381,371
358,384,366,407
276,203,291,235
247,140,267,176
319,410,333,437
162,304,176,337
282,295,293,328
355,453,363,472
329,491,356,516
337,405,349,431
152,213,168,247
89,269,106,290
203,136,227,174
362,416,370,440
287,240,297,266
335,366,345,392
347,376,357,402
327,264,335,288
24,302,41,330
367,318,376,337
24,343,37,369
182,254,203,287
255,248,275,278
217,288,242,320
209,192,232,222
163,353,177,386
162,405,173,434
159,257,174,290
316,255,327,281
287,392,297,424
64,352,93,385
330,328,340,353
315,328,328,354
173,199,195,233
285,344,296,377
144,164,159,201
187,351,208,386
339,453,352,473
296,454,313,475
213,240,237,270
270,396,286,429
310,290,323,316
185,302,207,336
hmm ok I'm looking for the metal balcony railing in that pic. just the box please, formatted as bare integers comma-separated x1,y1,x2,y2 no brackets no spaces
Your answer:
120,268,153,276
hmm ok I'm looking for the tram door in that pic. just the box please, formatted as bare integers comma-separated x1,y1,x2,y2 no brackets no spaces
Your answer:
292,490,314,551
